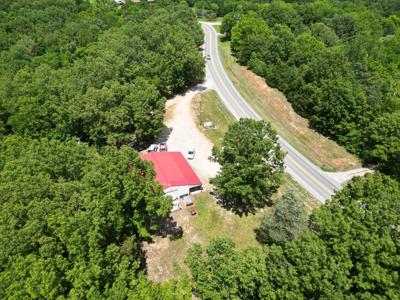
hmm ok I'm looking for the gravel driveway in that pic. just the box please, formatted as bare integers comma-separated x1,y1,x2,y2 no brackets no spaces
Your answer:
157,87,220,189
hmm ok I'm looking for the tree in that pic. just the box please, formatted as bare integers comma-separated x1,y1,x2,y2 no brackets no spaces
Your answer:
309,78,367,145
186,237,266,300
224,1,400,179
221,11,241,40
260,0,302,31
187,174,400,299
0,136,172,298
310,22,339,47
363,111,400,179
0,1,205,146
299,0,336,25
231,12,273,64
264,173,400,299
210,118,285,214
256,191,307,245
308,172,400,298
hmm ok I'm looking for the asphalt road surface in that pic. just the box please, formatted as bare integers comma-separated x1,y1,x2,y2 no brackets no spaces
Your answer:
202,22,342,202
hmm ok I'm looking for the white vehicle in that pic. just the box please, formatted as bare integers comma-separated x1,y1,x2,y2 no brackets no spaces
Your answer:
186,148,195,160
146,144,159,152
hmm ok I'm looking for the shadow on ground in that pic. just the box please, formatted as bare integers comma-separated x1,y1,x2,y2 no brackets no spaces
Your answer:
150,216,183,241
211,190,273,217
156,126,173,144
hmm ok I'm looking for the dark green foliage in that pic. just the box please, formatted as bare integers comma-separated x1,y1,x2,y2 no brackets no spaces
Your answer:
210,118,285,214
0,0,204,146
231,12,274,64
188,173,400,299
226,1,400,179
0,1,201,297
186,237,266,300
187,0,259,18
259,0,302,31
0,136,175,298
256,191,307,245
307,172,400,298
363,112,400,179
221,12,241,40
265,173,400,298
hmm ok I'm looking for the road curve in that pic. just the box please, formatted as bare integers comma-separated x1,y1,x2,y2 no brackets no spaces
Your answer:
201,22,342,202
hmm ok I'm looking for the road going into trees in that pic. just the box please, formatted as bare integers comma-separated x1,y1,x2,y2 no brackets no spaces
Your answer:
202,22,342,202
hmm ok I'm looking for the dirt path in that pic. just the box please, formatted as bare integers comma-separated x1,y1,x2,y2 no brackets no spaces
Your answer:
158,87,220,189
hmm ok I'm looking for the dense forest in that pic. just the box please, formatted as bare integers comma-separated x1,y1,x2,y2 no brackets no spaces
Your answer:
188,173,400,299
0,0,202,298
190,0,400,180
0,0,204,147
1,0,399,299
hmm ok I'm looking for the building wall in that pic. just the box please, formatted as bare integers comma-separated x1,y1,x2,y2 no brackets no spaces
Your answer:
164,184,200,200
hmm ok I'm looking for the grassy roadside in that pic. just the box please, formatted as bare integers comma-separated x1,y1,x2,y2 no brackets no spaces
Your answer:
192,90,320,212
192,90,235,148
217,39,361,172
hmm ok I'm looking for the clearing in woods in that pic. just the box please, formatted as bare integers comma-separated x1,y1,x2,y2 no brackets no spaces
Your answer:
143,90,320,282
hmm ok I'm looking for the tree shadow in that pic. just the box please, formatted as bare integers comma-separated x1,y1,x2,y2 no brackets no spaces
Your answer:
210,190,273,217
156,126,173,144
139,216,183,275
150,216,183,241
188,84,208,93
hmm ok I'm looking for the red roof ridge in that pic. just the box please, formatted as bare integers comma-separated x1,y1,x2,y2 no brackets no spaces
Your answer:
141,152,202,189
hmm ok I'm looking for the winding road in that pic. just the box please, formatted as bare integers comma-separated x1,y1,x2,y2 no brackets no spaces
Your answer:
202,22,343,202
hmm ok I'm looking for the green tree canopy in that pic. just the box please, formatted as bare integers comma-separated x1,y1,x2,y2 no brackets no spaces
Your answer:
210,118,285,214
264,172,400,298
363,111,400,179
220,0,400,180
0,136,172,298
231,12,274,64
186,237,265,300
256,190,307,245
0,1,204,146
188,173,400,299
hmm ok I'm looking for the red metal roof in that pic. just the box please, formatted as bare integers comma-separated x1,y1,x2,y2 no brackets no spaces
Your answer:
141,152,202,189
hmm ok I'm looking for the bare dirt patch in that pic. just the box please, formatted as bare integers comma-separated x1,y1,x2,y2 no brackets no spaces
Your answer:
143,206,200,282
143,192,261,282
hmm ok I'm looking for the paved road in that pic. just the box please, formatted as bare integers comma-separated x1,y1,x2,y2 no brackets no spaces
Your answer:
202,23,342,202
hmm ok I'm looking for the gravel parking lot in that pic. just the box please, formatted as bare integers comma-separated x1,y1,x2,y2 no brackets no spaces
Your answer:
157,88,220,189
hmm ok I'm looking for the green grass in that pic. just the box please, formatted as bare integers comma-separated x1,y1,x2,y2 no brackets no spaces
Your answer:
217,38,362,172
192,90,236,148
192,192,262,248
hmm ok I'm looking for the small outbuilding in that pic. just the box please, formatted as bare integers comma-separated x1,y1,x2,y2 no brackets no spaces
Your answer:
141,152,202,200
